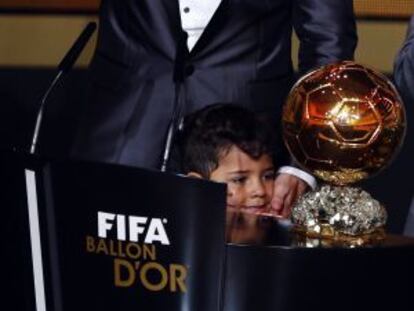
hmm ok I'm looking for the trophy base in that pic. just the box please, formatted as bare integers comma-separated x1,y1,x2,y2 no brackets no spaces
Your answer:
291,225,386,247
291,185,387,241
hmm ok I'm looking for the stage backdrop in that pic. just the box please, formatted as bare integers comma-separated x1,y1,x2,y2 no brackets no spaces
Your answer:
1,0,414,18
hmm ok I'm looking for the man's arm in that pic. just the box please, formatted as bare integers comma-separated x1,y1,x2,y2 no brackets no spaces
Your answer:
394,16,414,104
271,0,357,217
394,16,414,236
293,0,358,74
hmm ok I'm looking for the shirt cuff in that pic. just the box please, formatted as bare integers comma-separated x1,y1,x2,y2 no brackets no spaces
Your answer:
277,166,318,191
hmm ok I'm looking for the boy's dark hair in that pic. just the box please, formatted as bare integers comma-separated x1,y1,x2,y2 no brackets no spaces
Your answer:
177,103,277,178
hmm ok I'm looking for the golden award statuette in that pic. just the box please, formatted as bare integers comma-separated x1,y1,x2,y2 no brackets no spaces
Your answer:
282,61,406,246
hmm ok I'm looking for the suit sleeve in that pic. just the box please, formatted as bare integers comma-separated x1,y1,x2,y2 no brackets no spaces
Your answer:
394,16,414,104
293,0,358,75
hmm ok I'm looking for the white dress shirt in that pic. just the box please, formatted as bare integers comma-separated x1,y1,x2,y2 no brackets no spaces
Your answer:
178,0,221,51
177,0,317,190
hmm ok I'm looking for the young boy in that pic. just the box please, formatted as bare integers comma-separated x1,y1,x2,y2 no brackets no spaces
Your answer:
177,103,278,216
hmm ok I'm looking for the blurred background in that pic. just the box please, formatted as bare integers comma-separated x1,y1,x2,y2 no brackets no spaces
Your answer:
0,0,413,233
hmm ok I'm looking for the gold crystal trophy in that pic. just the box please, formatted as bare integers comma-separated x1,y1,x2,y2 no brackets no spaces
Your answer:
282,61,406,246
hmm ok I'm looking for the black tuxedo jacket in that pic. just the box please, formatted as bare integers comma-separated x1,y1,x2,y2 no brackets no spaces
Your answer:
72,0,357,169
395,16,414,104
393,16,414,234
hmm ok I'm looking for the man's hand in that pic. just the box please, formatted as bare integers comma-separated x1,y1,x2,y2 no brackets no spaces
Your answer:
271,173,308,218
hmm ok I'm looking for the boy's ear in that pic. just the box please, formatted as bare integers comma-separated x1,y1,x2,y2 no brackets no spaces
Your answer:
187,172,203,179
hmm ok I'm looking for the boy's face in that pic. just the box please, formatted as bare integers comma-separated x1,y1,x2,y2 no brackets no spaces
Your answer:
209,146,275,213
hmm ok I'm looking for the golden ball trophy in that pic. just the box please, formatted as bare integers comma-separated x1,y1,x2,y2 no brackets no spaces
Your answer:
282,61,406,247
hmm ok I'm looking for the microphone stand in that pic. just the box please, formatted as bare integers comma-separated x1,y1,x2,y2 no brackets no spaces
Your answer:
160,84,183,172
29,22,97,155
160,30,189,172
29,72,63,154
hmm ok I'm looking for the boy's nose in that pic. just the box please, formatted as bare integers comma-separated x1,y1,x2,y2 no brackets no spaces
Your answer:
250,180,266,197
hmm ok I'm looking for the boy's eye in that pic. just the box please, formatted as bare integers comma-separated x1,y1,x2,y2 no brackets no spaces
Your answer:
230,176,247,184
263,171,275,180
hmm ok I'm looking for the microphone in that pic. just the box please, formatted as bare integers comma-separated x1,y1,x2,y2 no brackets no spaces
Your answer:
58,22,97,74
29,22,97,154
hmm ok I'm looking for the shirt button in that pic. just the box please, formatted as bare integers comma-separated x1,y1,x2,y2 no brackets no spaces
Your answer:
183,7,190,13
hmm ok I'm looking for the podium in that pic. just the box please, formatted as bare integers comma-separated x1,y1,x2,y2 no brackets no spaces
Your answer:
223,212,414,311
3,150,414,311
2,150,226,311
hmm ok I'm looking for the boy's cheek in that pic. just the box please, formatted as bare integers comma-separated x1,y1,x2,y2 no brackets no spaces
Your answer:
226,194,237,207
226,187,243,208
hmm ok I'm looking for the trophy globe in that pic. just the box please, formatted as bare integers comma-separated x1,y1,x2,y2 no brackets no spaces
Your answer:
282,61,406,245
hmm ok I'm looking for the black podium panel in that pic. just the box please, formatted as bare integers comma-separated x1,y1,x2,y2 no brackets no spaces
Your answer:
224,213,414,311
41,161,227,311
2,150,227,311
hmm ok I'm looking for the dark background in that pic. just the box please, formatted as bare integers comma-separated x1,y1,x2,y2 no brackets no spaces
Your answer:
0,68,89,156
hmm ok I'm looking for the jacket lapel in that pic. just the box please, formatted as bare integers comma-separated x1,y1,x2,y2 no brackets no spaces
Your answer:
159,0,184,57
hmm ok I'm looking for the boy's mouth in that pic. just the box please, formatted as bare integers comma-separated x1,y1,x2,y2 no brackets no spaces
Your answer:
228,203,271,212
227,204,282,218
244,204,270,212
